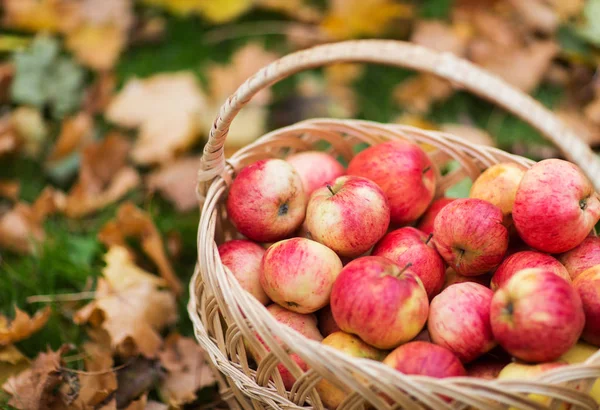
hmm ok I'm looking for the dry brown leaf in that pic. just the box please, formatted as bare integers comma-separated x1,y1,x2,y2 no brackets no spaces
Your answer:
146,156,200,212
124,394,148,410
74,246,178,358
585,96,600,125
556,109,600,146
65,133,140,218
146,401,169,410
98,202,183,294
47,112,93,162
393,74,454,113
411,20,468,56
0,113,19,156
0,307,51,346
2,345,71,410
83,72,116,115
11,106,48,158
0,63,14,104
106,72,206,165
70,342,117,408
0,345,29,386
440,124,495,147
158,334,216,406
508,0,558,34
0,180,19,201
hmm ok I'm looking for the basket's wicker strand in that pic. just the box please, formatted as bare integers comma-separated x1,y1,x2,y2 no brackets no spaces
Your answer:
190,40,600,410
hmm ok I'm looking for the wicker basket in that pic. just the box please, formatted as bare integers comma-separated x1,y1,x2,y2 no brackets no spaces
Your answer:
189,40,600,410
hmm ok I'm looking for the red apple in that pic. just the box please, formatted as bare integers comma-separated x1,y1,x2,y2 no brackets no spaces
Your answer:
261,238,342,313
226,159,307,242
428,282,496,363
416,197,455,235
573,265,600,346
513,159,600,253
316,332,386,409
317,305,341,337
491,250,570,291
443,268,491,291
347,140,436,224
491,268,585,362
433,198,508,276
384,341,466,378
305,176,390,258
218,240,269,305
372,227,445,299
287,151,345,196
466,356,510,379
559,236,600,280
331,256,429,349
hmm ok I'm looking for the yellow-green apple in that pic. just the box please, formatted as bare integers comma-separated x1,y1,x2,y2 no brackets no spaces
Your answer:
490,250,570,291
491,268,585,362
316,332,386,409
559,236,600,280
347,140,436,224
513,159,600,253
305,176,390,258
469,162,526,226
287,151,345,196
383,341,466,378
442,268,491,291
560,342,600,403
433,198,508,276
372,227,445,299
261,238,342,314
573,265,600,346
428,282,496,363
317,305,341,337
498,361,568,408
466,355,510,379
218,240,269,305
261,304,323,389
330,256,428,349
416,197,455,235
227,159,307,242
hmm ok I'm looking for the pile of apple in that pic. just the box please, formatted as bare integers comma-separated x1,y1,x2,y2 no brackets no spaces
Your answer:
219,140,600,408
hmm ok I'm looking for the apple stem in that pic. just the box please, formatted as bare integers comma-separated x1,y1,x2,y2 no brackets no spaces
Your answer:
425,233,433,245
398,263,413,276
326,184,335,196
422,166,431,174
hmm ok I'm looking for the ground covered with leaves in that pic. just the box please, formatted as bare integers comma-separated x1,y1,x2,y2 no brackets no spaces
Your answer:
0,0,599,408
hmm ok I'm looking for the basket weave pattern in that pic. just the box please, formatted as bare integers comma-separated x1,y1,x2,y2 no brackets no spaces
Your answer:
189,41,600,410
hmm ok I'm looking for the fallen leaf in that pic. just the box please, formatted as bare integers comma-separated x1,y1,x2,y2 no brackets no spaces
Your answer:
83,72,116,115
71,342,117,408
0,345,29,386
411,20,468,55
47,112,93,162
556,109,600,146
124,394,148,410
199,0,254,23
66,24,124,71
116,357,163,407
0,180,19,201
508,0,558,34
106,72,206,165
1,0,79,33
74,246,178,358
0,113,19,156
146,156,200,212
0,63,14,104
98,202,183,294
440,124,495,147
257,0,321,22
2,345,71,410
393,74,454,113
0,306,51,346
11,106,48,158
158,334,216,407
585,95,600,125
146,401,169,410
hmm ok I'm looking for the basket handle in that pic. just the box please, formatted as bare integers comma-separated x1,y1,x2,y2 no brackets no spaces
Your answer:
198,40,600,193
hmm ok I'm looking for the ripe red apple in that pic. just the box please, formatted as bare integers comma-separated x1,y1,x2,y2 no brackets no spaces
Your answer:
433,198,508,276
316,332,386,409
490,250,570,291
491,268,585,362
384,341,466,378
287,151,345,196
416,197,455,235
218,240,269,305
559,236,600,280
261,238,342,313
372,227,445,299
573,266,600,346
442,268,491,291
317,305,341,337
305,176,390,258
261,304,323,389
227,159,307,242
513,159,600,253
347,140,436,224
466,356,510,379
331,256,429,349
428,282,496,363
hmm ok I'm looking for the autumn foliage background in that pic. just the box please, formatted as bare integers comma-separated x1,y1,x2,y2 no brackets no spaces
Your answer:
0,0,599,408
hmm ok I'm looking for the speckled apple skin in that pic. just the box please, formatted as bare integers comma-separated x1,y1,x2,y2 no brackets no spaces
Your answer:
470,163,526,215
513,159,600,253
573,266,600,346
287,151,345,196
384,341,466,378
305,176,390,258
416,197,455,235
491,250,570,291
347,140,436,224
559,236,600,280
428,282,496,363
372,227,445,299
226,159,307,243
260,238,342,314
491,268,585,362
433,198,508,276
330,256,429,349
218,240,269,305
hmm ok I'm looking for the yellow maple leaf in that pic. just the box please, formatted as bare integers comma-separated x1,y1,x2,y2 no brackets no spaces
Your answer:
66,24,125,71
141,0,252,22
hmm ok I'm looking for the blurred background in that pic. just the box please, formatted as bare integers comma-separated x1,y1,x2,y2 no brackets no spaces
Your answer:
0,0,599,408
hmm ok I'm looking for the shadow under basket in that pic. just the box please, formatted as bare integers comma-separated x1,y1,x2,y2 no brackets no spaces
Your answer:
188,40,600,410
